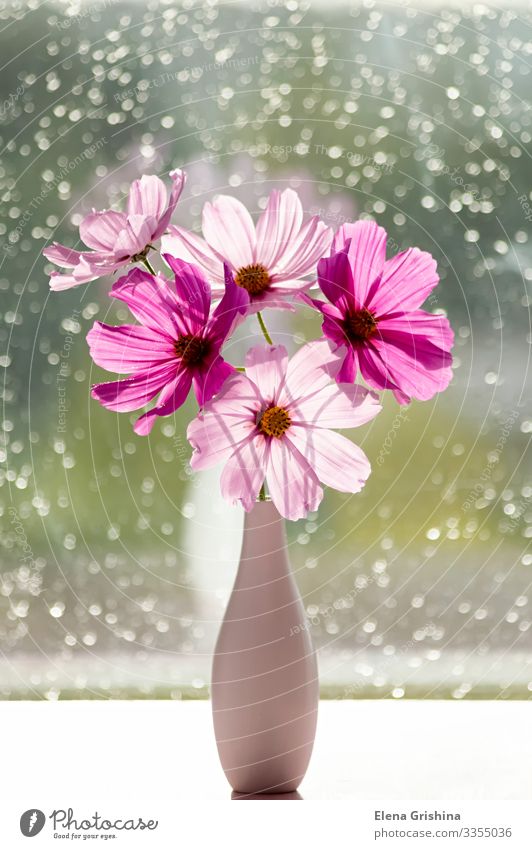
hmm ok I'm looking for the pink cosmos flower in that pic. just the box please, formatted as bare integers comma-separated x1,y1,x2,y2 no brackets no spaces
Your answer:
162,188,332,311
87,257,248,435
303,221,454,404
43,170,185,291
187,342,381,521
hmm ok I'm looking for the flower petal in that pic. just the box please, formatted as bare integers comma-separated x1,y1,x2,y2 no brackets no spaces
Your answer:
133,411,159,436
79,211,127,251
243,291,297,313
111,268,185,338
127,174,167,220
357,345,402,393
220,435,268,511
245,344,288,403
205,263,249,343
367,247,439,315
87,321,175,373
289,381,381,429
336,345,357,383
206,372,262,418
371,320,453,402
321,315,350,348
202,195,256,268
150,365,192,410
43,243,86,268
267,277,314,292
357,329,453,403
277,339,343,407
317,244,354,311
187,398,256,471
153,169,186,239
91,361,178,412
287,427,371,493
255,188,303,269
193,357,234,406
265,437,323,521
298,293,347,344
377,310,454,351
133,367,193,435
274,215,332,280
48,257,120,291
331,220,387,305
161,225,225,285
163,255,212,330
114,215,153,257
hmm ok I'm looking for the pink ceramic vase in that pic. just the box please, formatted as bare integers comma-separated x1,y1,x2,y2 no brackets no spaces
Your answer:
211,500,319,795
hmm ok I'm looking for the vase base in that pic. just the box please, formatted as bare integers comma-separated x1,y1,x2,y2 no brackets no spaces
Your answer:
226,770,305,796
231,789,303,800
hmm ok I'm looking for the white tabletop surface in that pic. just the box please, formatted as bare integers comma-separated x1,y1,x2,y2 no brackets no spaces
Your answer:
1,700,530,801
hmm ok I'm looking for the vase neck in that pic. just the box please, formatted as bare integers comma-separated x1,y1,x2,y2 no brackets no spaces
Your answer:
236,501,289,589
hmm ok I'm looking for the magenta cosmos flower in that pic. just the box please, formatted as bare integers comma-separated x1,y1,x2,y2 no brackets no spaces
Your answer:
43,170,185,291
187,342,381,521
303,220,454,404
162,188,332,311
87,257,248,435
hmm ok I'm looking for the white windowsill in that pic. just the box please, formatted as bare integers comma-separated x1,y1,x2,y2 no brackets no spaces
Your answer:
1,700,530,801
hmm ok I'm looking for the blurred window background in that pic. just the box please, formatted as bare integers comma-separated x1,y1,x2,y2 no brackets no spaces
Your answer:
1,0,531,700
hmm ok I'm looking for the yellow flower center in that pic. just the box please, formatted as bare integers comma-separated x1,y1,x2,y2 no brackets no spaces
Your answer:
257,405,292,438
174,334,210,366
344,308,378,344
235,263,271,295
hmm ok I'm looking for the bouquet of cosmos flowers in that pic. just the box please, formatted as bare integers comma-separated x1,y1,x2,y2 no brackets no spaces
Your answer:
43,170,453,521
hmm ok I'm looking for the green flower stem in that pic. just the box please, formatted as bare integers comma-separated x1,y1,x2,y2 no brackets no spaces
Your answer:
256,314,272,503
142,257,157,275
257,311,273,345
